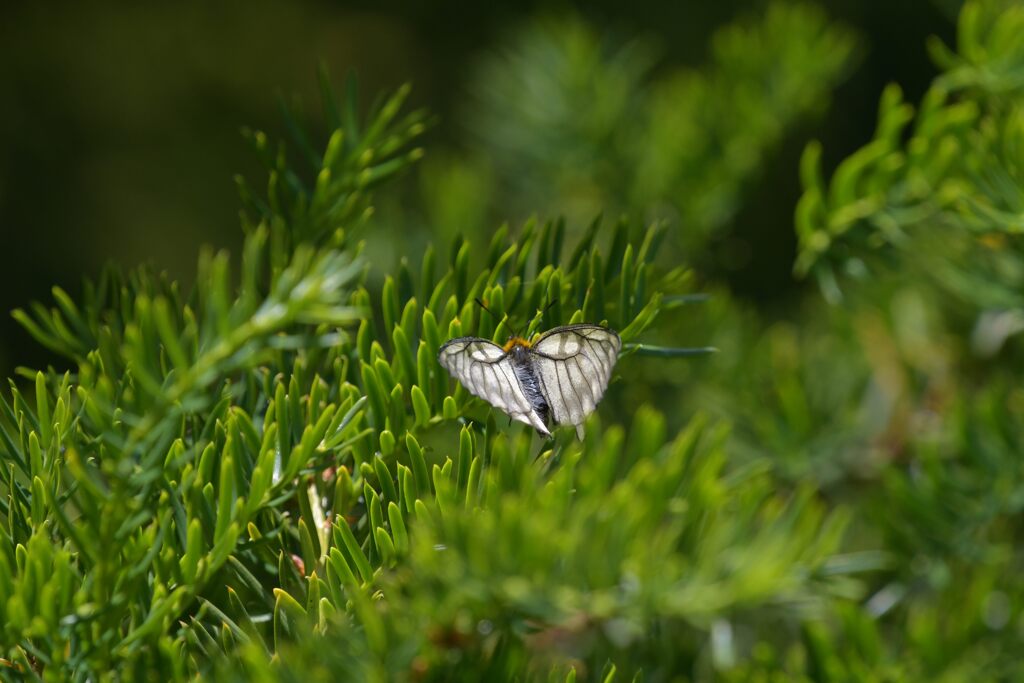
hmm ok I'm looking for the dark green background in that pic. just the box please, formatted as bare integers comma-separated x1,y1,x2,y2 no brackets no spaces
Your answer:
0,1,953,376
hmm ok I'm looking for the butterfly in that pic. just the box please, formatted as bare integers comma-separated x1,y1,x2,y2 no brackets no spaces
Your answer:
437,324,621,439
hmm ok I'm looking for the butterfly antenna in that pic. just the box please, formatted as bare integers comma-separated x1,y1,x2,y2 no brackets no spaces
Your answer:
526,297,560,337
474,297,496,319
475,297,518,336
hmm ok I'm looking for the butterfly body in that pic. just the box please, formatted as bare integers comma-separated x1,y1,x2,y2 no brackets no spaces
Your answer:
508,344,552,429
437,324,621,439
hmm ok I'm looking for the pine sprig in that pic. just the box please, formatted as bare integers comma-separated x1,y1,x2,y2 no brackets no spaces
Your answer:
238,68,432,267
795,0,1024,308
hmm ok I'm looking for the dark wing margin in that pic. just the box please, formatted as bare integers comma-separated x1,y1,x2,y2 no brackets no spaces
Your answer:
437,337,550,436
530,325,621,438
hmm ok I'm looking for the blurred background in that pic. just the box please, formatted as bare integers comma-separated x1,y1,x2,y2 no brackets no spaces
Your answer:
0,0,956,379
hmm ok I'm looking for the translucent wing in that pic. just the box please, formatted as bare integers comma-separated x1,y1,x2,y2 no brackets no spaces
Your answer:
437,337,551,436
530,325,621,439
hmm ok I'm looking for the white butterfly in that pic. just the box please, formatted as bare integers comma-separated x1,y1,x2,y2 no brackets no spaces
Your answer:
437,324,621,439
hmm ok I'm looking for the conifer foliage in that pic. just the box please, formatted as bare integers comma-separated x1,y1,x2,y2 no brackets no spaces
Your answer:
3,1,1024,680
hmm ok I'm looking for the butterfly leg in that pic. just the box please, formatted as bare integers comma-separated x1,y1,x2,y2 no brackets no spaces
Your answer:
532,427,555,463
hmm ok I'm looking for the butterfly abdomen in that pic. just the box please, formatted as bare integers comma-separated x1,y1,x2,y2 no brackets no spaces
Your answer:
510,346,550,429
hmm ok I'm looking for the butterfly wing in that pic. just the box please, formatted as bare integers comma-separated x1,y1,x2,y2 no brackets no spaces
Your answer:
530,325,621,438
437,337,551,436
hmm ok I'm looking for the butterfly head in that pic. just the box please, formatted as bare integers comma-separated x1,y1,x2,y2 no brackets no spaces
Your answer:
502,336,533,352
